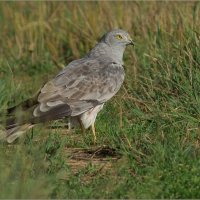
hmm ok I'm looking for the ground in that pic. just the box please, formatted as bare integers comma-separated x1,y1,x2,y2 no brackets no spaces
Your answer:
0,1,200,198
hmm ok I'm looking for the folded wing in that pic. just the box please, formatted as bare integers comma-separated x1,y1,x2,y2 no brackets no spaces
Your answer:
34,57,125,120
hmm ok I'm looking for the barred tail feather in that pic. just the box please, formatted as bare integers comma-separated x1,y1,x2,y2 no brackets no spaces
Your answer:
0,96,38,143
1,95,72,143
0,124,34,143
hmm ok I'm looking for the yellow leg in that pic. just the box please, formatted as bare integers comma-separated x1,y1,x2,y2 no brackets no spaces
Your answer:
78,118,85,135
91,123,97,144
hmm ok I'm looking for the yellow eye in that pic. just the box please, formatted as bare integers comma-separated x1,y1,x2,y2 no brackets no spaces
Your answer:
115,34,123,40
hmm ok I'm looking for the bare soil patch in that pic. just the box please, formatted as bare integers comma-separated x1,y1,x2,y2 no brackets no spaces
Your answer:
65,145,121,175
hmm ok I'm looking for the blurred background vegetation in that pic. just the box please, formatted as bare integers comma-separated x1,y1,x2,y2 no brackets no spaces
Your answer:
0,1,200,198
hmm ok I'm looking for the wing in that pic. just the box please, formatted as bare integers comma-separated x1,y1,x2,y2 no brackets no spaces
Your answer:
33,57,125,119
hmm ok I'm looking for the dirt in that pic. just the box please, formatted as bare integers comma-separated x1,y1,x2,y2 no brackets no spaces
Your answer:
65,145,121,175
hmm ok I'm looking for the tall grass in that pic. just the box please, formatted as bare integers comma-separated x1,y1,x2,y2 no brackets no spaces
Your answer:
0,1,200,198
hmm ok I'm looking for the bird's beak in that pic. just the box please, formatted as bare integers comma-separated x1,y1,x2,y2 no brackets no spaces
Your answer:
127,36,135,46
128,39,135,46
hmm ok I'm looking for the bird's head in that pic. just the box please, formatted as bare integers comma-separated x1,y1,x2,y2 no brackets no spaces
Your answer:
100,29,134,47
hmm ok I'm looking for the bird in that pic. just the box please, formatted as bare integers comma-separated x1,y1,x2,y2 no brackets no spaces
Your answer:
0,29,134,144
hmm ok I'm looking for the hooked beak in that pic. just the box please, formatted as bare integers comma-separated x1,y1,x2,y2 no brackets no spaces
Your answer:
128,39,135,46
127,38,135,46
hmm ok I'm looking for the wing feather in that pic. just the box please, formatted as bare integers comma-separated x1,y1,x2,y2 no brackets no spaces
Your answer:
34,58,125,118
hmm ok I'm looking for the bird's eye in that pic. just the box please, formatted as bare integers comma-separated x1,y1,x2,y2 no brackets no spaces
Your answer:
115,34,123,40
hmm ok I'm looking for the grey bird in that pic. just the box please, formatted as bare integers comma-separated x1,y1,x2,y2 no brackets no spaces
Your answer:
0,29,134,143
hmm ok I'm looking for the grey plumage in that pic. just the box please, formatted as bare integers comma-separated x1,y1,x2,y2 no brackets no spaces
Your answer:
0,29,134,143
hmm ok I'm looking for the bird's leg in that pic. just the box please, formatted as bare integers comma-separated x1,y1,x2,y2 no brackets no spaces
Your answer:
91,123,97,144
66,117,71,131
78,118,85,135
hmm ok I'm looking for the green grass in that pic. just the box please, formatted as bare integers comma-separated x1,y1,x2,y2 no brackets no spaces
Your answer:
0,1,200,198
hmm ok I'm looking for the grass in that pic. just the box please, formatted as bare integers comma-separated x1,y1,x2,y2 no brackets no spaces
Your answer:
0,1,200,198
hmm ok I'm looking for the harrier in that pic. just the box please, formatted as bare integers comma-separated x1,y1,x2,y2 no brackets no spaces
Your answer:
0,29,134,143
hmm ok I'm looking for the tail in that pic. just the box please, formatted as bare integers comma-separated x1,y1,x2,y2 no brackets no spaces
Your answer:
0,96,38,143
0,95,72,143
0,124,34,143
